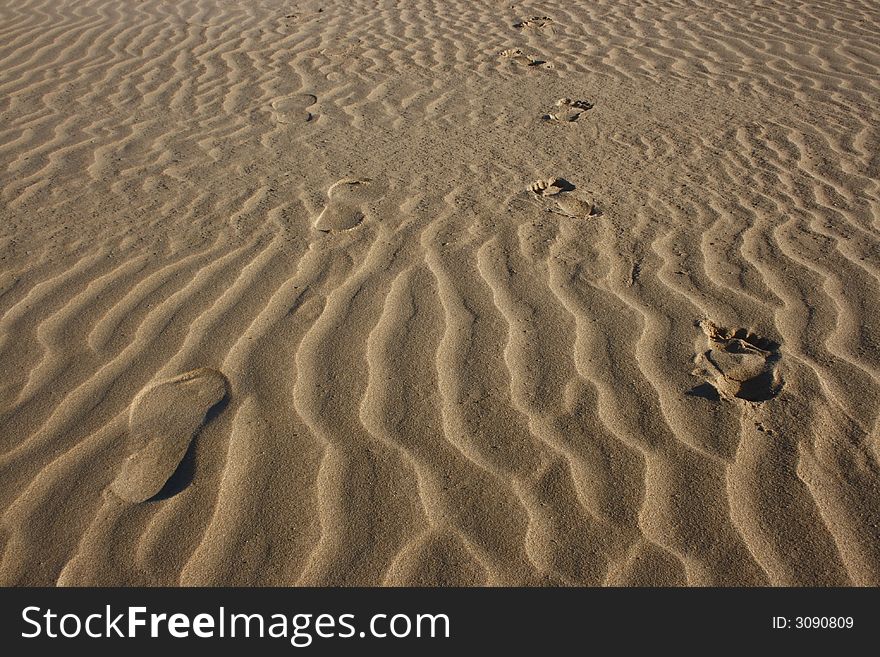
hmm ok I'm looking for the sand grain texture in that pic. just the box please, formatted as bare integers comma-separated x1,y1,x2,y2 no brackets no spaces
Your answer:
1,0,879,586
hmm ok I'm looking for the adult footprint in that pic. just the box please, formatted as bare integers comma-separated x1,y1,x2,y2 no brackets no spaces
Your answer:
314,178,379,232
111,368,228,503
555,195,598,219
528,176,574,196
528,177,598,218
542,97,593,122
693,320,783,402
271,93,318,123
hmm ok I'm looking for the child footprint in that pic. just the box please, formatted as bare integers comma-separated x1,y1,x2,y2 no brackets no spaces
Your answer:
314,178,377,232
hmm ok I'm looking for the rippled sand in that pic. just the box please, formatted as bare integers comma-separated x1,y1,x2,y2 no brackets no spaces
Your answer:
1,0,878,586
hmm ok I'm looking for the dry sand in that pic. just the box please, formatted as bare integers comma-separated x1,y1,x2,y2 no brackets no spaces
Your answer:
0,0,879,586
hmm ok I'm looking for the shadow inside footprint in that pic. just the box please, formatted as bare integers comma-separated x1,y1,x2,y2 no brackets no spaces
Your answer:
314,178,376,232
151,394,229,501
111,368,229,503
686,382,722,401
528,177,575,196
694,320,783,402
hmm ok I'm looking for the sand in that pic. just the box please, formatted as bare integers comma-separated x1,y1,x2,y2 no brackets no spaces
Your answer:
0,0,878,586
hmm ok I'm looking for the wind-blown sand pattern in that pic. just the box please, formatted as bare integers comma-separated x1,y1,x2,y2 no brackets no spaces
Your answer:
1,0,879,586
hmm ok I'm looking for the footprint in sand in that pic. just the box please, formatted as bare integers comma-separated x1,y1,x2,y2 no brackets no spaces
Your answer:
528,177,598,219
499,48,553,69
554,194,599,219
529,176,574,196
513,16,554,31
314,178,378,232
271,93,318,124
111,368,228,503
542,97,593,123
693,320,783,402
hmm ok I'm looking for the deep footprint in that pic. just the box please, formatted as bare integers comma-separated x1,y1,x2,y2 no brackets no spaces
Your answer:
693,320,783,402
271,93,318,123
528,177,597,218
513,16,553,30
314,178,377,232
528,176,575,196
499,48,552,68
542,97,593,122
111,368,228,503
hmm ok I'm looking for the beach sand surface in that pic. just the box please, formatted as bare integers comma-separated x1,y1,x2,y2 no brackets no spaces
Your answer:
1,0,879,585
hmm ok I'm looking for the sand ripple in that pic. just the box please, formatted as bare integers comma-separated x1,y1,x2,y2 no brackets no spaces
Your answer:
1,0,879,585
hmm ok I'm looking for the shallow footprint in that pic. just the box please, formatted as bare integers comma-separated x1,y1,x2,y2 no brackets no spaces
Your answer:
693,320,783,402
314,178,375,232
111,368,228,503
271,93,318,123
542,97,593,122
